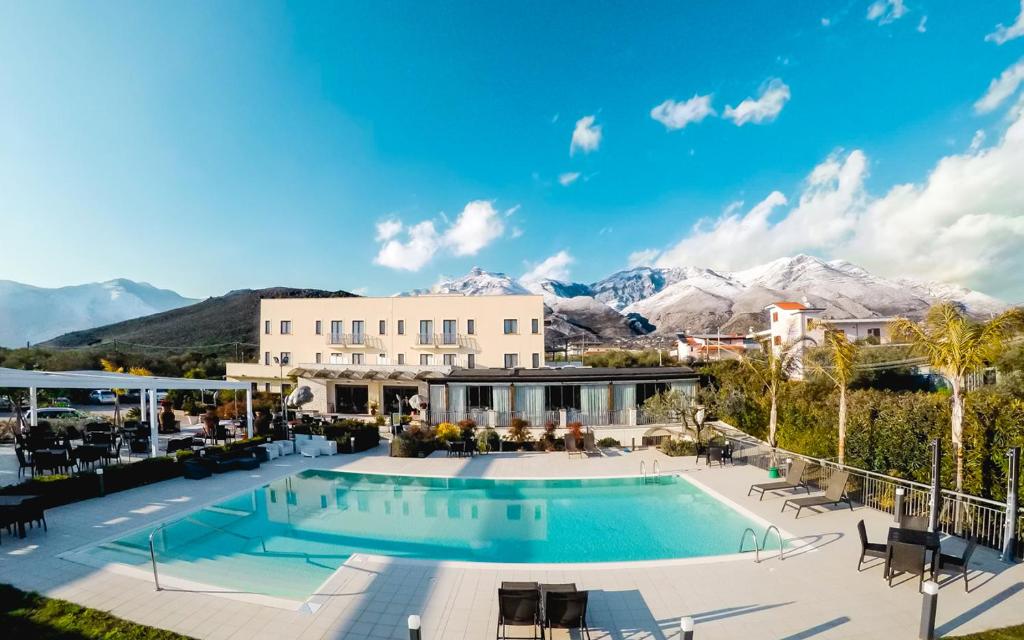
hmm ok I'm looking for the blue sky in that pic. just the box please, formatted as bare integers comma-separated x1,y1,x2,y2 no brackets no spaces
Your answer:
2,1,1024,300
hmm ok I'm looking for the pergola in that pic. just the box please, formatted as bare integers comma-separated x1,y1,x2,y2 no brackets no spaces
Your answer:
0,367,253,457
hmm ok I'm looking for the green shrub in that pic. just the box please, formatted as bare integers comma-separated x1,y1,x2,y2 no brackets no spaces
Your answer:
660,439,696,457
479,427,500,453
597,437,620,447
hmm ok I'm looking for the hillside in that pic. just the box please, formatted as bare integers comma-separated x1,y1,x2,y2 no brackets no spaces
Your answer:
43,287,355,350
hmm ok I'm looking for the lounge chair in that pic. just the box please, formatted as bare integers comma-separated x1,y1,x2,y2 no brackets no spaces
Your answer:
935,537,977,592
899,514,930,531
582,432,600,456
544,590,591,640
565,435,582,458
497,587,542,640
748,459,809,500
781,470,852,518
887,541,929,592
856,520,887,571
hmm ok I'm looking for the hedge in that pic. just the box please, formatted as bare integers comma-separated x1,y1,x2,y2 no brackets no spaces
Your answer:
0,456,181,508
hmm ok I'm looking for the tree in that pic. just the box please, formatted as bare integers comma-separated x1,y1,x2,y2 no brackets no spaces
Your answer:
100,358,153,426
742,338,808,464
891,303,1024,492
808,325,859,464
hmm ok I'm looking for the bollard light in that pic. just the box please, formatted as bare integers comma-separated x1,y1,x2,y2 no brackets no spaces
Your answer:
680,616,695,639
96,467,105,497
350,436,356,453
408,614,422,640
894,487,905,523
920,581,938,640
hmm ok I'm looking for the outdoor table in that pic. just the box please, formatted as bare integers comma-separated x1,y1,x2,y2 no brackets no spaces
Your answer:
887,526,941,577
0,495,39,538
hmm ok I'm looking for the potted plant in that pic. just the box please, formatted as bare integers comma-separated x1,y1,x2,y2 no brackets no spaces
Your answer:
369,400,379,416
567,421,584,447
505,418,532,450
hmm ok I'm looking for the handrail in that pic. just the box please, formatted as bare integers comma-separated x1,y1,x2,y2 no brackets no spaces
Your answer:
762,525,784,561
148,524,165,591
738,527,760,563
640,460,647,484
185,517,267,553
653,460,661,484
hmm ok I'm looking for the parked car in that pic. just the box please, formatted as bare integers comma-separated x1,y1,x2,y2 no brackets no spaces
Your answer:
89,389,118,404
23,407,94,427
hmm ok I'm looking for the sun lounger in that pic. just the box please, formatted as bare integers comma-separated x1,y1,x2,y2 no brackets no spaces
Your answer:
583,432,600,455
497,586,542,640
781,470,852,517
748,459,809,500
565,435,582,458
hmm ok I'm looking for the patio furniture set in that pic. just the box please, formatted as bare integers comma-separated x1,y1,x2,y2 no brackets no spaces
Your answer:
497,581,590,640
0,494,47,542
565,433,601,458
13,421,137,478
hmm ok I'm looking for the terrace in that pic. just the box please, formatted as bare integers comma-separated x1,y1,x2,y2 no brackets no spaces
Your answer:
1,430,1023,640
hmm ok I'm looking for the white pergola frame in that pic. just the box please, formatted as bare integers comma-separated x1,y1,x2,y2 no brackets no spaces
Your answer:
0,367,253,457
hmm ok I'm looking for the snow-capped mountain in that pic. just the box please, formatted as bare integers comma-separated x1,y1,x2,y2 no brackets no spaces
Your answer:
409,255,1009,345
0,279,198,347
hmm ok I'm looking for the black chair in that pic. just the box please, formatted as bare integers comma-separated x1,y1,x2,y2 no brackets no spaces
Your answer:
899,514,930,532
100,435,122,466
33,450,69,476
707,446,723,466
544,590,590,640
497,587,542,640
887,541,929,592
856,520,887,571
14,447,33,478
936,537,977,592
73,445,102,472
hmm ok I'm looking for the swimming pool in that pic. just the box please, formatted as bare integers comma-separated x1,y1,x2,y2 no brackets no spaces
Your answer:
85,470,779,600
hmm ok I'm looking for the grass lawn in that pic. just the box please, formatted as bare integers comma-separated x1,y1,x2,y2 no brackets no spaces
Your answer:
0,584,193,639
952,627,1024,639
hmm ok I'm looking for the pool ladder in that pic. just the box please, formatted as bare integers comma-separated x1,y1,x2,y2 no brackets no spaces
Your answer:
148,517,269,591
738,525,785,563
640,460,662,485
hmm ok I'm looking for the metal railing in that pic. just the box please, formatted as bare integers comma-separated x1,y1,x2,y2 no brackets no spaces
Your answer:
715,421,1020,556
327,333,383,349
738,527,760,562
415,333,471,347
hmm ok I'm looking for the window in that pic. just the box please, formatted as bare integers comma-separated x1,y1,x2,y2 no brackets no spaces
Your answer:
503,319,518,334
772,312,779,322
773,336,782,346
351,320,364,344
378,353,388,364
419,320,433,344
467,353,475,369
443,353,456,366
264,351,270,365
420,354,433,366
442,319,457,344
532,353,540,368
635,382,669,406
467,319,475,335
349,353,362,365
265,383,271,392
329,353,344,364
467,385,493,409
397,320,405,335
315,320,322,335
545,385,581,410
280,320,291,335
279,352,290,365
334,385,369,414
398,353,405,365
264,320,271,335
315,352,322,364
330,320,343,342
867,328,881,338
531,318,539,334
379,319,386,335
806,318,816,330
504,353,518,368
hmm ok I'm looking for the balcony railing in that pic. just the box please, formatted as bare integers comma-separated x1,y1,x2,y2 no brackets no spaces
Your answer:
327,333,382,349
414,333,469,348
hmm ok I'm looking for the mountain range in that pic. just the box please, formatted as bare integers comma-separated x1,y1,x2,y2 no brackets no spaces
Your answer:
5,254,1008,351
0,279,198,348
410,256,1008,346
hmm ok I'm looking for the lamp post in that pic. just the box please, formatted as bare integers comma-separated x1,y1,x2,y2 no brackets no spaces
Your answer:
273,355,289,422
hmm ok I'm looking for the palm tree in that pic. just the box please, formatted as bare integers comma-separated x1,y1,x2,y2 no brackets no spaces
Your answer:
742,338,807,465
809,324,859,465
891,303,1024,492
99,359,153,426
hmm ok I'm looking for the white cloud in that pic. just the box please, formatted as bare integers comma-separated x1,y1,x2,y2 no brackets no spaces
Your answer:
986,0,1024,45
373,200,509,271
969,130,986,152
375,219,403,242
520,250,574,285
570,115,602,155
917,16,928,33
646,108,1024,299
559,172,581,186
867,0,908,24
650,94,716,130
442,200,505,256
975,58,1024,114
510,227,524,239
374,220,441,271
628,249,659,268
504,204,521,217
723,79,791,126
821,17,831,27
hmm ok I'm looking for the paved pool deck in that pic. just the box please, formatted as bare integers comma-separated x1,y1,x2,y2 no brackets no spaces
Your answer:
1,443,1022,639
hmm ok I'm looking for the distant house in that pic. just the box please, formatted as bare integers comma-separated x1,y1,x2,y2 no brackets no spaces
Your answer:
675,332,759,362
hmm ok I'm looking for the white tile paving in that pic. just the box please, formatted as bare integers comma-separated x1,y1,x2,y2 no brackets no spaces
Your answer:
1,443,1022,639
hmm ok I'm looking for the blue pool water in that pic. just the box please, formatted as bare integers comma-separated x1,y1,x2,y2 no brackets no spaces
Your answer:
90,471,777,600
